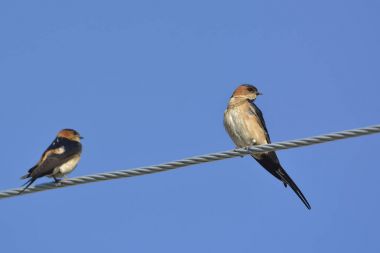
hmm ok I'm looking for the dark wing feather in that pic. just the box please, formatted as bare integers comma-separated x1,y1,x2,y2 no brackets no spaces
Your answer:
30,152,68,178
249,101,271,143
19,147,70,194
19,153,67,194
45,137,62,151
248,101,282,176
29,138,81,179
21,137,63,179
249,101,311,209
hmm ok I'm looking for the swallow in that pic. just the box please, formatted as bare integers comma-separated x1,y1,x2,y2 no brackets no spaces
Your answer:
224,84,311,209
20,129,83,193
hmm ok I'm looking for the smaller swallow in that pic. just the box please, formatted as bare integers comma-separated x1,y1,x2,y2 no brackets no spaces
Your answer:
20,129,83,193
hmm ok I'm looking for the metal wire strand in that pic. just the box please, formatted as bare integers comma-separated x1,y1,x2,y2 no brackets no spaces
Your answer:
1,124,379,200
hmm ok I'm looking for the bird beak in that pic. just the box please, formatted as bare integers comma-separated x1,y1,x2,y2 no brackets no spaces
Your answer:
80,136,84,139
256,92,263,96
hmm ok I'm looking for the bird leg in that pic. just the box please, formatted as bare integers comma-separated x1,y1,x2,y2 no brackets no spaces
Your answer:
238,139,257,158
53,176,62,185
239,146,252,158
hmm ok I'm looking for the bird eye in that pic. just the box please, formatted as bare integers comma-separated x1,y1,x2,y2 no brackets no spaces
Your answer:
247,87,255,92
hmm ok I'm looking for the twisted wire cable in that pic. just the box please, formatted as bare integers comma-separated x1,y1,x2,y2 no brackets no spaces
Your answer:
1,124,379,200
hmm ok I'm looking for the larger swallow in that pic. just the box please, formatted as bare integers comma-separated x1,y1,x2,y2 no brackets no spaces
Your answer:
20,129,83,193
224,84,311,209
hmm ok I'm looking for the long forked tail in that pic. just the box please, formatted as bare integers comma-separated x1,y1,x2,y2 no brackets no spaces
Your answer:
252,153,311,209
277,166,311,210
19,178,37,194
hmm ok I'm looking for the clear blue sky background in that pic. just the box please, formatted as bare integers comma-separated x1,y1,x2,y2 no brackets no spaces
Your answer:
1,1,379,252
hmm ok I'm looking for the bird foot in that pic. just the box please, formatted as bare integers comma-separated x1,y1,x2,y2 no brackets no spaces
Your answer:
239,146,251,157
53,177,62,185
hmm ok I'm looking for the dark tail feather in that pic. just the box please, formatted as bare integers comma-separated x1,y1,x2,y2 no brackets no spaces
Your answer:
19,178,36,194
277,166,311,210
253,154,284,182
253,153,310,209
21,165,37,180
20,174,30,180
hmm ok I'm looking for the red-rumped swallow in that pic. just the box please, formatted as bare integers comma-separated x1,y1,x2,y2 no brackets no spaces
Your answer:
224,84,311,209
20,129,83,193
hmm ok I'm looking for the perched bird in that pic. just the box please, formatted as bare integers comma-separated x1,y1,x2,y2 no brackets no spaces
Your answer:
20,129,83,193
224,84,311,209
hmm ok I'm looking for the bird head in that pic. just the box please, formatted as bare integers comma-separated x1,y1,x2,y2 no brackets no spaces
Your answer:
232,84,262,101
57,129,83,142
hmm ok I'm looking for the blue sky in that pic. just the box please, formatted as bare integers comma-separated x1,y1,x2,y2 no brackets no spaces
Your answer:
1,1,380,252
